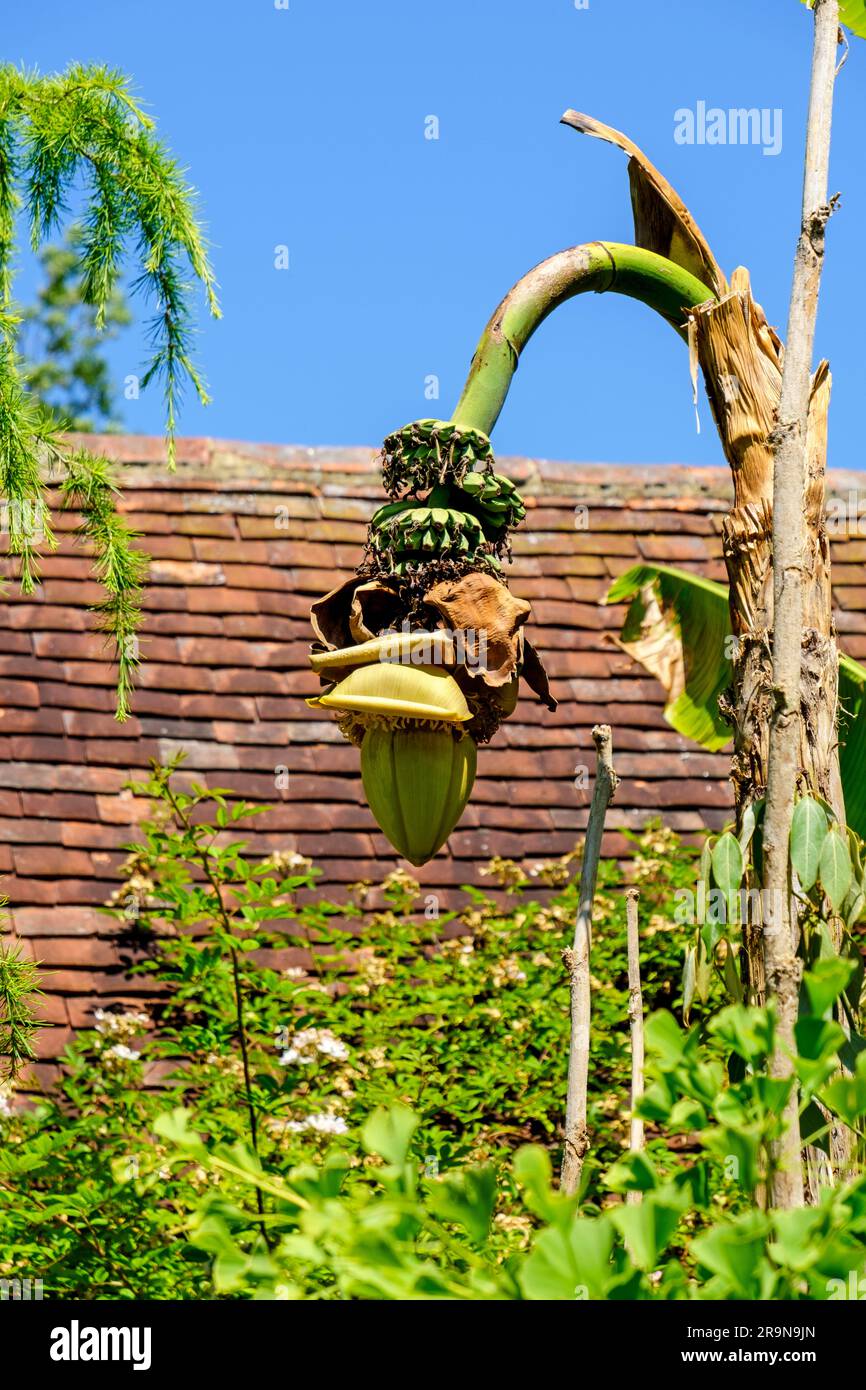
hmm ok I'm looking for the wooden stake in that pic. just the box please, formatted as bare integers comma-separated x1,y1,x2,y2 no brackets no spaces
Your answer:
561,724,618,1195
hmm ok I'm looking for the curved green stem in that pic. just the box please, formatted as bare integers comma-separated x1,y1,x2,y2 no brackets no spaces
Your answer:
450,241,715,437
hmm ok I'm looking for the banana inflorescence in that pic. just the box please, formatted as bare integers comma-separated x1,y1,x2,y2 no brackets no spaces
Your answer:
307,418,554,866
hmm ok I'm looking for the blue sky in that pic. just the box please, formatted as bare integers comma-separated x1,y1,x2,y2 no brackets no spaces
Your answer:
6,0,866,469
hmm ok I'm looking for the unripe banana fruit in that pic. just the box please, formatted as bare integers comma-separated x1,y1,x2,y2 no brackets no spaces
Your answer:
361,725,476,866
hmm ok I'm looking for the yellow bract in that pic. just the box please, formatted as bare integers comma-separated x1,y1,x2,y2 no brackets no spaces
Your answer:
307,661,471,724
310,630,455,673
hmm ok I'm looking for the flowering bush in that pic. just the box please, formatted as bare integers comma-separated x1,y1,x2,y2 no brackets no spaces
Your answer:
2,766,863,1300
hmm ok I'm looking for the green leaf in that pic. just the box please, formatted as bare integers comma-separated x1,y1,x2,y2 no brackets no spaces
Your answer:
841,0,866,39
802,958,856,1017
682,945,697,1024
819,827,853,911
835,654,866,839
610,1196,682,1271
153,1107,208,1161
708,1004,773,1064
695,935,713,1005
427,1166,496,1244
794,1016,846,1064
361,1104,418,1165
691,1212,770,1298
519,1215,616,1300
799,1100,831,1155
739,800,761,855
789,796,828,891
646,1009,692,1066
823,1054,866,1129
606,563,866,837
803,0,866,42
605,1150,659,1194
513,1145,573,1224
711,832,743,895
723,944,743,1004
603,565,732,750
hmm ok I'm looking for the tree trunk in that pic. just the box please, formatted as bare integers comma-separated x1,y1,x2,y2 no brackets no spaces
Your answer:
689,295,840,998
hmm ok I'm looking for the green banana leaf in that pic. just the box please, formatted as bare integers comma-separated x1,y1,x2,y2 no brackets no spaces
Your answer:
801,0,866,40
842,0,866,35
604,563,866,837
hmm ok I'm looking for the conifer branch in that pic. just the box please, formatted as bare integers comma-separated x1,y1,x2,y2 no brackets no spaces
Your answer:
59,449,148,721
0,934,43,1082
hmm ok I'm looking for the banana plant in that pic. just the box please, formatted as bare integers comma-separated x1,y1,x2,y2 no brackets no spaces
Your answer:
308,8,864,879
605,561,866,841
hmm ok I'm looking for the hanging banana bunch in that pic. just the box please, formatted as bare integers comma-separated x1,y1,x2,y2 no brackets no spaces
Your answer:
307,418,555,865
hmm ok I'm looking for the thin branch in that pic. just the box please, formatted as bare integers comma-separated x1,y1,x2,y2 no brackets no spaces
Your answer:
625,886,645,1204
561,723,619,1196
161,777,272,1250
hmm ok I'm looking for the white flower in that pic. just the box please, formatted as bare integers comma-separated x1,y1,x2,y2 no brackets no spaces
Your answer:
93,1009,150,1040
305,1112,348,1135
277,1028,349,1066
266,1111,348,1137
0,1085,14,1117
106,1043,141,1062
316,1033,349,1061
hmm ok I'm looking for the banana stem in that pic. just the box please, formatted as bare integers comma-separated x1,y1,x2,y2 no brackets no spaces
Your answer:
450,241,714,437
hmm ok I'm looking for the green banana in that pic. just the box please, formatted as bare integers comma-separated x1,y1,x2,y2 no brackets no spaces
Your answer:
361,726,477,865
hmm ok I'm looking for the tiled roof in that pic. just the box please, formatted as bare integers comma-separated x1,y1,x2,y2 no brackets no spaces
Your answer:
7,433,866,1085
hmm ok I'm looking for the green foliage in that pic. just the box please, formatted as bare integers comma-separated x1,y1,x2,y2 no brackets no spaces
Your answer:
0,63,219,452
606,563,866,839
20,226,131,431
0,771,691,1297
60,451,146,719
0,936,42,1081
0,63,219,715
2,769,865,1299
801,0,866,42
604,564,732,751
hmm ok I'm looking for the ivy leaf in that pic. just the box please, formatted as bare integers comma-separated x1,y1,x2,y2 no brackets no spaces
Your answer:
790,796,828,891
819,827,853,911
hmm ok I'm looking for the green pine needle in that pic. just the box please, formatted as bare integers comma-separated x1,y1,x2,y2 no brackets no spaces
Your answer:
60,449,148,721
0,61,219,718
0,61,220,465
0,934,44,1082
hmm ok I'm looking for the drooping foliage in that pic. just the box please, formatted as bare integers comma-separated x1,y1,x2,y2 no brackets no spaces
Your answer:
0,64,219,714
